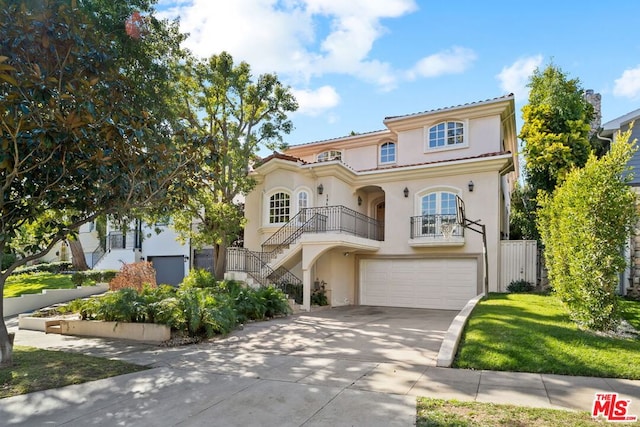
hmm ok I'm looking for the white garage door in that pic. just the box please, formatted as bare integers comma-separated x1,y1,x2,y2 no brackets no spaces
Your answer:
360,258,478,310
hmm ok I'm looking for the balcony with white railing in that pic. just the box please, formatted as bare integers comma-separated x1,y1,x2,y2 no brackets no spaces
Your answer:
409,214,464,247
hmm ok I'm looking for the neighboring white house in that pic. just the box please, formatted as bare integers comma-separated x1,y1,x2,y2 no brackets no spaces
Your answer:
227,94,518,311
37,221,102,267
36,215,219,285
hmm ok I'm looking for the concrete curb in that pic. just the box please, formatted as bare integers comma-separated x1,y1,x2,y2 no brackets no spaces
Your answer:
436,293,485,367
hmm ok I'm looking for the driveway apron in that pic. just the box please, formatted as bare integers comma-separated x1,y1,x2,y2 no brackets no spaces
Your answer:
2,306,457,426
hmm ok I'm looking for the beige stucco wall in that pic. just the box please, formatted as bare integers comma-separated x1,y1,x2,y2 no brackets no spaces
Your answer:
314,249,356,306
344,145,378,171
245,165,505,291
289,116,503,173
392,116,502,167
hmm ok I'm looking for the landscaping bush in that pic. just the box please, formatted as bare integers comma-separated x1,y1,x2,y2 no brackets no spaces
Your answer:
274,282,302,304
180,268,217,289
538,130,638,331
234,288,266,323
80,288,147,322
109,261,157,292
311,289,328,306
13,261,72,275
62,276,289,340
71,270,119,287
507,280,535,293
257,285,291,318
101,270,117,282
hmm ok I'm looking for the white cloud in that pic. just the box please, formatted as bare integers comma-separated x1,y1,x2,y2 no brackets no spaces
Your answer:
496,55,543,101
407,47,477,80
159,0,417,89
291,86,341,116
614,65,640,98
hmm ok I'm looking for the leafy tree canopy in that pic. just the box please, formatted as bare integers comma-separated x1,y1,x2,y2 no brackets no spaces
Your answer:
520,63,594,196
168,52,298,278
0,0,199,366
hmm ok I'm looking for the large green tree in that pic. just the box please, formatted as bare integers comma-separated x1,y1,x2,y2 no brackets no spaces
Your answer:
517,64,595,239
170,52,298,278
0,0,197,366
538,128,637,331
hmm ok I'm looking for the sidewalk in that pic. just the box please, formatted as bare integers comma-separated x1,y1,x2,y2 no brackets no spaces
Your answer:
2,313,640,426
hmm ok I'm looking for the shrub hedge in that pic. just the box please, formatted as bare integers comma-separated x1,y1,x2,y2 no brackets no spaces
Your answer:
506,280,535,293
71,270,118,286
12,261,72,275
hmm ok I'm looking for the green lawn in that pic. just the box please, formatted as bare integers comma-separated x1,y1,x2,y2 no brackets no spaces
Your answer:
620,298,640,330
0,346,147,398
3,272,76,298
454,293,640,379
416,398,637,427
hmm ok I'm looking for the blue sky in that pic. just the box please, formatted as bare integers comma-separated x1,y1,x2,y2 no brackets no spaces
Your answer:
158,0,640,149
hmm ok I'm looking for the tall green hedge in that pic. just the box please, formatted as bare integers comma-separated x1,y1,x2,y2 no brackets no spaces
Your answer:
538,128,638,330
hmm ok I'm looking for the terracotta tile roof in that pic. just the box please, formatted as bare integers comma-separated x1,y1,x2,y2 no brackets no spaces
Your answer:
384,93,514,121
357,151,512,172
255,152,306,167
287,129,390,148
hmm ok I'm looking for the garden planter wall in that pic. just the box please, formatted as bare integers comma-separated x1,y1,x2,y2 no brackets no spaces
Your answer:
4,284,109,317
59,320,171,343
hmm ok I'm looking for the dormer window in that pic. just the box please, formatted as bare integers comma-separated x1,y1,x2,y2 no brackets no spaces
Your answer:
379,142,396,164
317,150,342,162
426,121,466,151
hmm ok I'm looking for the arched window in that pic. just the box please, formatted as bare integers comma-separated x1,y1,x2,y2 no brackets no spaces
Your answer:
317,150,342,162
297,190,309,213
427,121,465,149
420,191,457,236
379,142,396,164
269,192,290,224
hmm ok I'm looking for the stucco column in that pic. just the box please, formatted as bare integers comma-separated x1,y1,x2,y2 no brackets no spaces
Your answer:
302,268,312,312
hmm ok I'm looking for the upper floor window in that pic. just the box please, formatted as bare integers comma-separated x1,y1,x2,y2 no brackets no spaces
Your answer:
269,192,290,224
421,191,457,216
379,142,396,164
427,121,465,150
317,150,342,162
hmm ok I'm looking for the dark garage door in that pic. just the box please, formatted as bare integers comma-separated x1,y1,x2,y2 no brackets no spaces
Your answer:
193,249,215,275
148,256,185,286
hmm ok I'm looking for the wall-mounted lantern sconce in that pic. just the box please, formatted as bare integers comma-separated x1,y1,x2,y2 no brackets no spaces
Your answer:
317,184,324,195
403,187,409,198
357,196,362,206
468,181,474,192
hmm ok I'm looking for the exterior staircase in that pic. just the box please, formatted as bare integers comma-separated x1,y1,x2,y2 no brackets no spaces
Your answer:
227,206,383,304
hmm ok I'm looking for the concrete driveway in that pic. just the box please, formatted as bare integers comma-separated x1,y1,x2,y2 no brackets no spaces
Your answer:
2,306,458,426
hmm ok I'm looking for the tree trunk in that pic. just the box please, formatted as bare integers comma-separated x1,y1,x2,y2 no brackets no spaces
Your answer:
0,275,13,367
68,239,89,271
214,242,227,280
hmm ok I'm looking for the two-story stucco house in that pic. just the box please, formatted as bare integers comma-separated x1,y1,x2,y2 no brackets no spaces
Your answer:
227,94,518,312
